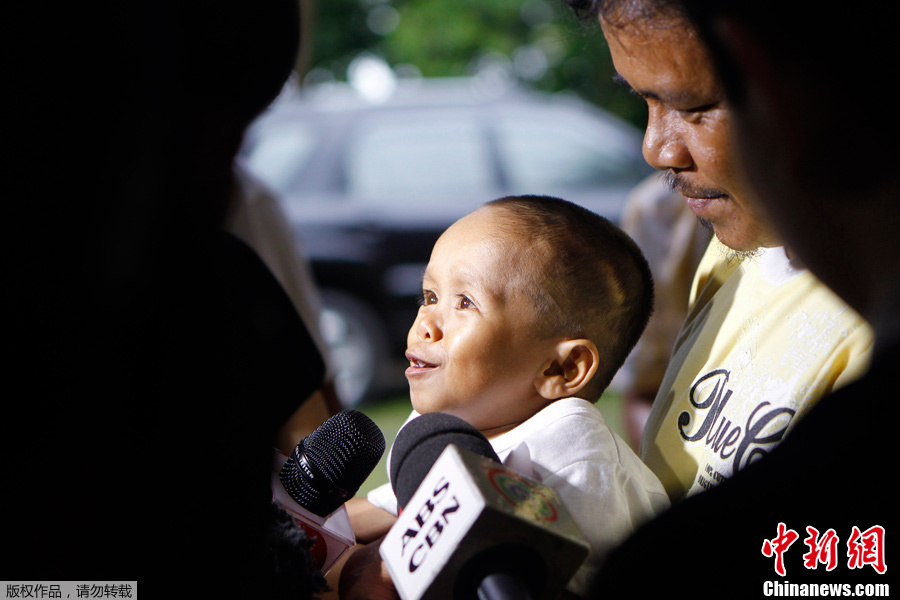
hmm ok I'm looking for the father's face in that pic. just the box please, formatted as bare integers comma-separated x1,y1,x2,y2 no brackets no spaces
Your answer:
601,18,778,252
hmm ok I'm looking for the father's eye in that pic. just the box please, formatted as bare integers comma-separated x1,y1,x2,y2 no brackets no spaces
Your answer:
677,102,719,121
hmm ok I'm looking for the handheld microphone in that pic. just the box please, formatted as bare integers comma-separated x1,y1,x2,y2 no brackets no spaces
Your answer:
272,409,386,572
380,413,590,600
390,412,502,510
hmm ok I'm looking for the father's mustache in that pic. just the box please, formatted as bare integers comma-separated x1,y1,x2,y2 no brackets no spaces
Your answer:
662,171,727,200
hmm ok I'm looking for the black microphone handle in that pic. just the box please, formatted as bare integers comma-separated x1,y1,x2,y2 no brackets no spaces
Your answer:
476,573,533,600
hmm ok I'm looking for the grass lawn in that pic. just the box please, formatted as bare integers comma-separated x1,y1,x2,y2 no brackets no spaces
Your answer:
354,390,625,497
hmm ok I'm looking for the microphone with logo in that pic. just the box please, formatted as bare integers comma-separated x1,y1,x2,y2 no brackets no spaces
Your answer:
379,413,590,600
272,409,386,572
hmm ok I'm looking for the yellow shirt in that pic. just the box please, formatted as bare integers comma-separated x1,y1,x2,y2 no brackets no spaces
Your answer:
641,237,873,501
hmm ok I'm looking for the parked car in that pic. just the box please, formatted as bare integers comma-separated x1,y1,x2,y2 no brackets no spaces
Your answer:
238,77,654,407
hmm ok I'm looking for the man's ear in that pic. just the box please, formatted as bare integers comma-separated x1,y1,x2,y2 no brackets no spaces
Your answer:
535,339,599,400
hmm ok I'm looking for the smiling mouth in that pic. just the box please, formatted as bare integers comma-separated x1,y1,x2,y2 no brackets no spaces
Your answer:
405,352,438,370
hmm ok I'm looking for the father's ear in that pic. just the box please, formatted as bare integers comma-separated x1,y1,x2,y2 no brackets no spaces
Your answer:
535,339,599,400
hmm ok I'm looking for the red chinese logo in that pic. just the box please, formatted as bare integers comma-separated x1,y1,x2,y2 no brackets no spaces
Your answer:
803,526,840,572
847,525,887,574
762,522,799,576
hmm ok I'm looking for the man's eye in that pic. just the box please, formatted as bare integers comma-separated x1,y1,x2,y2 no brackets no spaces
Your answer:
678,102,719,120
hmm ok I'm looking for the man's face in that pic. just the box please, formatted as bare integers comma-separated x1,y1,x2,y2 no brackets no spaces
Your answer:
405,207,557,437
601,18,779,252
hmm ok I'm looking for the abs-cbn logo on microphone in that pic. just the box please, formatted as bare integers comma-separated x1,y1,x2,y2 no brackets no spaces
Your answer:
380,445,493,599
395,467,564,576
381,445,591,600
488,469,558,522
398,475,464,573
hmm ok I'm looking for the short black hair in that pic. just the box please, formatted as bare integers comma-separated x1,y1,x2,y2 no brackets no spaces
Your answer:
484,195,654,400
563,0,688,25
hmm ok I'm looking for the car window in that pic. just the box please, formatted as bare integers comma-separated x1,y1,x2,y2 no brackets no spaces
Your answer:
494,116,643,190
242,121,318,197
344,116,494,198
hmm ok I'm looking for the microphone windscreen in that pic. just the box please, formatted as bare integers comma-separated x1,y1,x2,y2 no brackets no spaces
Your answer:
390,412,500,510
280,409,385,516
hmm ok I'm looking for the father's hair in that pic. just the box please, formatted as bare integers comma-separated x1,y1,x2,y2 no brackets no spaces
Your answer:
485,195,654,401
563,0,688,24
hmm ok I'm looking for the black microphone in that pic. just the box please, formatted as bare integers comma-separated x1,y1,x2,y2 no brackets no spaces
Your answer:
280,409,386,516
272,409,386,571
380,413,589,600
390,411,501,511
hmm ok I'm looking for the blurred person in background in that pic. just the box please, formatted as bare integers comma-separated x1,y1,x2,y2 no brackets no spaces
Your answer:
613,173,711,451
228,155,342,452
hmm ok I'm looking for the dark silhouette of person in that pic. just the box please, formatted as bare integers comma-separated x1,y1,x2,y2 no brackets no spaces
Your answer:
8,1,328,597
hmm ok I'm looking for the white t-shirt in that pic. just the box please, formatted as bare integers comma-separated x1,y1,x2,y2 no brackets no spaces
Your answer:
368,398,670,596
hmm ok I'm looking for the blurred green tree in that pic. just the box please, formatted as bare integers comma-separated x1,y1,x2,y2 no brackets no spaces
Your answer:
302,0,647,129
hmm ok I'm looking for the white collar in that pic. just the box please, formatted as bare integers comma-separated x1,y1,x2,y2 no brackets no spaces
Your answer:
756,245,806,286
